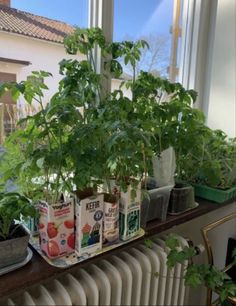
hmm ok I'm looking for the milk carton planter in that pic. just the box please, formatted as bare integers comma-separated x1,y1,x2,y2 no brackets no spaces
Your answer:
109,180,141,241
38,197,75,259
75,189,104,256
103,193,119,245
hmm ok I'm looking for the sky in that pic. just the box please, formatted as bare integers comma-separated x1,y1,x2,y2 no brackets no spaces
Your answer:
11,0,174,41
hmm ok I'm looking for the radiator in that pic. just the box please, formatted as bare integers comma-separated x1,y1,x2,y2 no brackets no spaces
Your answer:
2,234,190,306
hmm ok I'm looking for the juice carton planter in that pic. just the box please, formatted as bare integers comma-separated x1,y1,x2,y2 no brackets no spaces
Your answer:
109,181,141,241
75,191,104,256
38,199,75,259
103,194,119,245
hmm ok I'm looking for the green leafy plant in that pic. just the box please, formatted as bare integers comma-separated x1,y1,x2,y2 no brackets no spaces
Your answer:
0,70,77,203
2,26,232,202
63,28,155,192
0,28,151,198
0,192,36,240
165,234,236,303
178,129,236,189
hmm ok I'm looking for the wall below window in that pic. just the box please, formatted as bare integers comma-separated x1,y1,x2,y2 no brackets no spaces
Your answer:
165,202,236,305
205,0,236,137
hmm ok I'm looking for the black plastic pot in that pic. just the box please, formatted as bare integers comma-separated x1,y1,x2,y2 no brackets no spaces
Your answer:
141,185,173,227
168,183,195,214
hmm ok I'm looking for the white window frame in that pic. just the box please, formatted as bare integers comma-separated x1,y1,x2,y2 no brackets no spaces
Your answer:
88,0,114,94
178,0,218,111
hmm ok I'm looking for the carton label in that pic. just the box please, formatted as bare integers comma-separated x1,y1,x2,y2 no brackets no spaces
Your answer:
38,199,75,259
119,209,140,240
108,180,141,240
75,194,104,256
103,200,119,245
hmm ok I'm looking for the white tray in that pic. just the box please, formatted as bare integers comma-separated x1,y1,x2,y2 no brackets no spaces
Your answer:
30,229,145,268
0,247,33,276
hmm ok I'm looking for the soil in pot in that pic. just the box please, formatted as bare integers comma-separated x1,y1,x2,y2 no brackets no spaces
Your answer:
168,183,195,214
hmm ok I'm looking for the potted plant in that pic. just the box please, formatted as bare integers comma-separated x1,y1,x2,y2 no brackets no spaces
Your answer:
129,71,202,216
155,92,209,214
0,192,36,268
0,69,80,258
63,28,155,239
178,128,236,203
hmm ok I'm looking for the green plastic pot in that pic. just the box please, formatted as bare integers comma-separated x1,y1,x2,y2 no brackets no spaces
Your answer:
193,184,236,203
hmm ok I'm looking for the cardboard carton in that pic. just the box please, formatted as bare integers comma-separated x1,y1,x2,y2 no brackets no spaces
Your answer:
75,189,104,256
38,198,75,259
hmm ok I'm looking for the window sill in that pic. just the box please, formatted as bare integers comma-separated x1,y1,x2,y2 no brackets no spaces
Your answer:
0,198,235,298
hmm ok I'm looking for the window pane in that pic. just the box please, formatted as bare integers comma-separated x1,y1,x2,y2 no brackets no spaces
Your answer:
113,0,177,80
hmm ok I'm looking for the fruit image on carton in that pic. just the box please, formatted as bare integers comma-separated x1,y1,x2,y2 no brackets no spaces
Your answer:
38,198,75,259
75,190,104,256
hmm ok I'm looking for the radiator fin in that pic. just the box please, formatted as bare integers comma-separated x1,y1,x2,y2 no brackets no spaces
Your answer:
98,259,122,305
120,251,142,305
58,273,86,305
1,234,189,306
109,255,133,305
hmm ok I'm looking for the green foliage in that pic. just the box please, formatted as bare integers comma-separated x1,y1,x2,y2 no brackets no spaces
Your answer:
144,239,153,249
0,192,36,240
1,26,234,205
178,129,236,188
0,28,153,199
0,69,79,202
165,234,196,267
165,234,236,303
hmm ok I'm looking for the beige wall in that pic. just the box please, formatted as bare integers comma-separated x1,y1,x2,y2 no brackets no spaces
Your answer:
164,202,236,305
206,0,236,137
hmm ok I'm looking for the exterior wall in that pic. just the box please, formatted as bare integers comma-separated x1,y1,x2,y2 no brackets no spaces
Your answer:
0,31,84,108
205,0,236,137
0,32,132,109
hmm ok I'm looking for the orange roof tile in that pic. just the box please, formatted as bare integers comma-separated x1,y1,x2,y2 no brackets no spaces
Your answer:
0,4,75,43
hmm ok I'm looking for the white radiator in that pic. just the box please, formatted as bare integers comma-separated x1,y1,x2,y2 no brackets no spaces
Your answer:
3,234,190,306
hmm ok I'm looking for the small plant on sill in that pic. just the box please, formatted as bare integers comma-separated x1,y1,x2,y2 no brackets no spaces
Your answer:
0,191,36,268
0,192,36,241
178,129,236,189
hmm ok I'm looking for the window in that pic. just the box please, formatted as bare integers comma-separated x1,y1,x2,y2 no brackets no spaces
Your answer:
0,0,89,142
1,0,235,138
0,73,17,142
113,0,177,81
